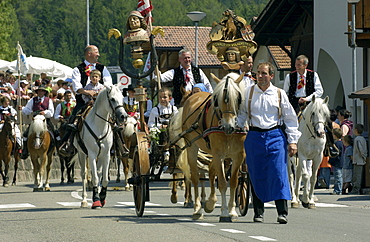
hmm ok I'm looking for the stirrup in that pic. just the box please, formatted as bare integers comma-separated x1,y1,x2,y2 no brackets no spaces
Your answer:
113,125,123,132
67,124,78,131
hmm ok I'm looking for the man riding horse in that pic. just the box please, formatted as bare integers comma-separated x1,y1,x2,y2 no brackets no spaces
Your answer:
19,86,60,159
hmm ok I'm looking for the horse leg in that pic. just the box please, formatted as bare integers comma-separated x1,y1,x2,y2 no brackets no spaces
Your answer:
171,173,178,204
66,157,74,184
289,156,299,208
293,157,303,208
31,157,41,192
200,173,206,207
44,151,53,191
204,165,217,213
184,177,193,208
115,155,121,183
60,157,65,185
300,158,311,207
307,156,322,209
79,152,89,208
188,148,203,220
12,154,20,186
123,157,131,191
3,158,10,187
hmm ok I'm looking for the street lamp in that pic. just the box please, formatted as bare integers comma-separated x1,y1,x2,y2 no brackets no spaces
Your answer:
348,0,360,125
186,11,206,67
87,0,90,46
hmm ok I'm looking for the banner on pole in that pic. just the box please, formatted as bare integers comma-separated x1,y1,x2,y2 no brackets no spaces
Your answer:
16,43,28,75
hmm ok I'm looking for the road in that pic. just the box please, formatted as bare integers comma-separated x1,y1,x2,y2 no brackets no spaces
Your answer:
1,175,370,242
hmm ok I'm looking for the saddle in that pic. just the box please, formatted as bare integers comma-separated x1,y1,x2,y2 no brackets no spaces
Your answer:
77,105,93,132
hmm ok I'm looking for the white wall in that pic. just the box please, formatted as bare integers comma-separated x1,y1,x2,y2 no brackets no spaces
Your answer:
314,0,363,122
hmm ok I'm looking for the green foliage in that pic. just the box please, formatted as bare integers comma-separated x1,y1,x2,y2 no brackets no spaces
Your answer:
3,0,267,71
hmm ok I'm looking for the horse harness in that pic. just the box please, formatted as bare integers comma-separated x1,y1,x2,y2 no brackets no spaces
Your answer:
76,89,125,156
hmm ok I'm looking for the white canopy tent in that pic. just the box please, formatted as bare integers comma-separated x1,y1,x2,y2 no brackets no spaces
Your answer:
0,59,10,72
8,56,73,78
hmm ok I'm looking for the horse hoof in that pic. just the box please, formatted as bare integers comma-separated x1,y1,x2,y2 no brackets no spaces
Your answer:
302,202,309,208
170,194,178,204
219,216,232,222
184,201,194,208
308,203,316,209
91,201,102,209
81,201,89,208
60,181,65,185
291,202,300,208
203,201,215,213
3,183,9,188
116,179,120,183
45,187,51,192
192,213,204,220
125,186,130,191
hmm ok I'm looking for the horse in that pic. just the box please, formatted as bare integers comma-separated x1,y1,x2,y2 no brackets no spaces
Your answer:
179,72,246,221
57,118,76,185
290,96,330,209
28,115,55,191
115,116,137,190
74,85,127,209
0,115,20,187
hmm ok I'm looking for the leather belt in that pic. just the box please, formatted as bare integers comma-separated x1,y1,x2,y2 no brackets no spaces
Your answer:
249,126,279,132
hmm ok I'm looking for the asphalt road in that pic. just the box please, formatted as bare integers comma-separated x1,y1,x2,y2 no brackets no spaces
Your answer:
1,175,370,242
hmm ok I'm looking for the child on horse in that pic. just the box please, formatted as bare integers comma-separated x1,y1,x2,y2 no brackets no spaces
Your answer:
54,90,76,122
19,86,60,159
0,96,22,150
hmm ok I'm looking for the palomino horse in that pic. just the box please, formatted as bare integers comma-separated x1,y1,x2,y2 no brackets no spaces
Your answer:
57,118,76,185
115,116,137,190
291,96,330,209
180,72,246,221
74,85,127,209
28,115,55,191
0,115,20,187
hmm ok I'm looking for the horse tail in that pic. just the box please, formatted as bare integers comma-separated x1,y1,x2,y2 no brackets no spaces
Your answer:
169,108,191,180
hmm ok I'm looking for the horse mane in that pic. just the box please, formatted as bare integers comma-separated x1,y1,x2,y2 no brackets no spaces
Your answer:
212,72,242,113
301,97,330,124
29,115,47,135
123,116,137,137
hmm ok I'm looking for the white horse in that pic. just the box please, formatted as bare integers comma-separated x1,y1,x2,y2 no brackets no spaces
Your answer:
115,116,137,190
75,85,127,209
291,96,330,209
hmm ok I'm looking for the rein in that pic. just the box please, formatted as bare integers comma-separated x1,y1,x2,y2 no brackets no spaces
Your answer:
300,110,325,139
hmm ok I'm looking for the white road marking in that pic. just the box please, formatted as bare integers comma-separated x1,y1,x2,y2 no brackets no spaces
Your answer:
177,218,192,221
249,236,277,241
194,222,216,227
314,203,348,208
116,202,161,206
158,214,170,216
144,211,157,213
57,202,92,207
0,203,36,209
220,229,246,234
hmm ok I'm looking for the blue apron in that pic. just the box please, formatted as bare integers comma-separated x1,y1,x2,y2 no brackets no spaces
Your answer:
245,128,291,203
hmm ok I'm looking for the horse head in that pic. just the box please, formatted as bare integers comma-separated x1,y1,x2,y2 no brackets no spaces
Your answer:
2,114,16,137
302,96,330,139
105,85,128,125
211,72,243,135
29,115,48,149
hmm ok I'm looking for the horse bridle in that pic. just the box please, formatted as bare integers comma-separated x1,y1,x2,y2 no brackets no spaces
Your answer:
213,76,241,120
301,111,326,139
95,88,125,125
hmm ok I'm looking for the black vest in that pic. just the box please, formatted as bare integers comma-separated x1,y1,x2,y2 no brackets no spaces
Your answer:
77,62,105,87
76,62,105,104
172,65,201,106
288,70,315,110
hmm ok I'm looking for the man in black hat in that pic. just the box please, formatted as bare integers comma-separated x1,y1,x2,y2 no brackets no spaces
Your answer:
19,86,59,159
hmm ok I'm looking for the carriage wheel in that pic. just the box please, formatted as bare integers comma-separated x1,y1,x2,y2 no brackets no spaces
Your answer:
133,150,146,217
235,172,250,216
132,132,150,217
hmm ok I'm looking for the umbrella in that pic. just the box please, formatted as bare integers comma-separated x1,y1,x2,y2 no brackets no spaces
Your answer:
0,59,10,72
8,56,72,78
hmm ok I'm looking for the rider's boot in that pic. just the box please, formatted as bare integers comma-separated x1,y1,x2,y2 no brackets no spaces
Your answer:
20,139,28,159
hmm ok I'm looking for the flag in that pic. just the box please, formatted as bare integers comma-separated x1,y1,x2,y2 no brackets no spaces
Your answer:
16,43,28,74
137,0,153,23
143,52,151,80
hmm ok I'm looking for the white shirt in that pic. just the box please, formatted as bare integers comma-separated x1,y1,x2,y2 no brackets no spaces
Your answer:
160,66,213,93
283,70,323,101
239,71,255,96
144,99,153,118
148,103,178,128
71,60,113,93
0,105,17,120
22,96,54,118
237,84,301,144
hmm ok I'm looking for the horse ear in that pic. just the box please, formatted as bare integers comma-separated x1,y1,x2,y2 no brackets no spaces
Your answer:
210,73,221,84
323,96,329,104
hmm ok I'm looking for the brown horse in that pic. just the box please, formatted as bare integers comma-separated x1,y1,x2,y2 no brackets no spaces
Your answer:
0,115,20,187
179,72,246,221
115,116,137,190
28,115,54,191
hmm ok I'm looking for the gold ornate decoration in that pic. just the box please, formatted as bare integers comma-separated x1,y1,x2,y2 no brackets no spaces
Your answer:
207,9,258,71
